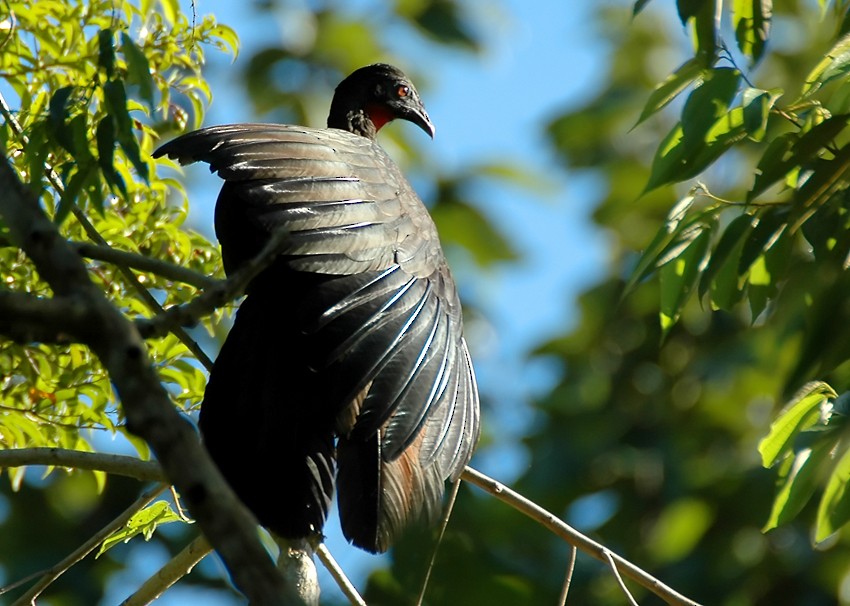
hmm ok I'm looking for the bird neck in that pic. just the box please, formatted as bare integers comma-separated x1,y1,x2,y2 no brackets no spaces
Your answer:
328,107,379,140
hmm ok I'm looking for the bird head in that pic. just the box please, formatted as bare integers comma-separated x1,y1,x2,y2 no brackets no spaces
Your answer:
328,63,435,140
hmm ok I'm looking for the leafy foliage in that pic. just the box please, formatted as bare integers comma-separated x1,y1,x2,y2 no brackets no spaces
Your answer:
0,1,235,598
617,1,850,552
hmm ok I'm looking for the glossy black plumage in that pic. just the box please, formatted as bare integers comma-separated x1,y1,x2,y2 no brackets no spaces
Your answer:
154,64,479,553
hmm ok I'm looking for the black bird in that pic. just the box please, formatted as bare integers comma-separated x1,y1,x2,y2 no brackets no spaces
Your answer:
154,64,480,553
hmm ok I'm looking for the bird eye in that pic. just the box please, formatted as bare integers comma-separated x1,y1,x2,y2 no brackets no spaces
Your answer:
396,85,410,98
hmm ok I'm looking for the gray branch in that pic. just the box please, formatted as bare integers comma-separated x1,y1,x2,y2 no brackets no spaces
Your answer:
461,466,703,606
0,448,163,482
120,534,213,606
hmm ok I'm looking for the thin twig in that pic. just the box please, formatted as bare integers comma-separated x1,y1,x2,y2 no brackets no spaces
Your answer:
460,466,702,606
605,550,639,606
556,546,577,606
135,226,291,339
416,476,462,606
9,484,168,604
316,544,366,606
120,534,213,606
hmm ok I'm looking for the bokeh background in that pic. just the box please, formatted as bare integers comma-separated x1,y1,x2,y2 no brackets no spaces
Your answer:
5,0,850,604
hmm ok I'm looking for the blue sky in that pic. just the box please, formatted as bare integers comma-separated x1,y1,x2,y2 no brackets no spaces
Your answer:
105,0,613,602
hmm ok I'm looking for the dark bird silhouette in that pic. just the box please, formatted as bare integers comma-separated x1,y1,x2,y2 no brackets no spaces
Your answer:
154,63,480,553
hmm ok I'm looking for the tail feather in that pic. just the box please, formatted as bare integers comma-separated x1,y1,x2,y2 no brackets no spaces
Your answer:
199,288,336,539
337,430,442,553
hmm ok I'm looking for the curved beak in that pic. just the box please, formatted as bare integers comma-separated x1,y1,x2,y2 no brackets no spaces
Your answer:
405,104,436,139
392,95,435,139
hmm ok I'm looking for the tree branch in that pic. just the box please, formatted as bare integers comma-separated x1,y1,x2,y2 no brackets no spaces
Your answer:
0,445,702,604
72,241,219,290
0,152,294,604
0,447,162,482
460,466,703,606
135,226,291,339
120,534,213,606
0,291,81,344
315,545,366,606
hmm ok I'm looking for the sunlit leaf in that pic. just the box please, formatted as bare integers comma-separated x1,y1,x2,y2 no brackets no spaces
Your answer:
623,193,700,296
698,211,755,305
737,206,787,276
764,441,831,532
759,381,837,468
647,498,714,562
794,142,850,210
97,500,184,557
802,32,850,97
685,0,719,62
816,442,850,543
644,68,747,191
658,220,712,335
634,58,705,127
733,0,772,64
121,32,155,110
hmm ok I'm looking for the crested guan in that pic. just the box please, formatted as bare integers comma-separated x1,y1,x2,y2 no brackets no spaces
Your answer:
154,64,480,553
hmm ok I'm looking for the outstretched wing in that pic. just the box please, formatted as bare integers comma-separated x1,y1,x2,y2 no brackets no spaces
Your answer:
155,124,480,551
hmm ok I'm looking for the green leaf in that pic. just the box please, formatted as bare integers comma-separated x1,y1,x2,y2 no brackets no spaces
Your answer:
749,115,849,201
659,221,712,336
47,86,75,153
794,142,850,210
210,23,240,59
647,498,714,563
633,0,654,16
689,0,719,63
698,212,756,305
816,441,850,543
733,0,772,64
676,0,709,24
98,28,116,78
764,441,831,531
644,69,745,191
413,0,479,50
634,58,705,127
841,6,850,39
623,193,698,296
737,206,787,276
55,166,91,225
96,116,127,198
120,32,155,111
97,500,184,557
430,198,517,267
748,133,799,201
802,32,850,97
103,79,148,181
681,68,741,150
740,87,780,141
759,381,837,468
